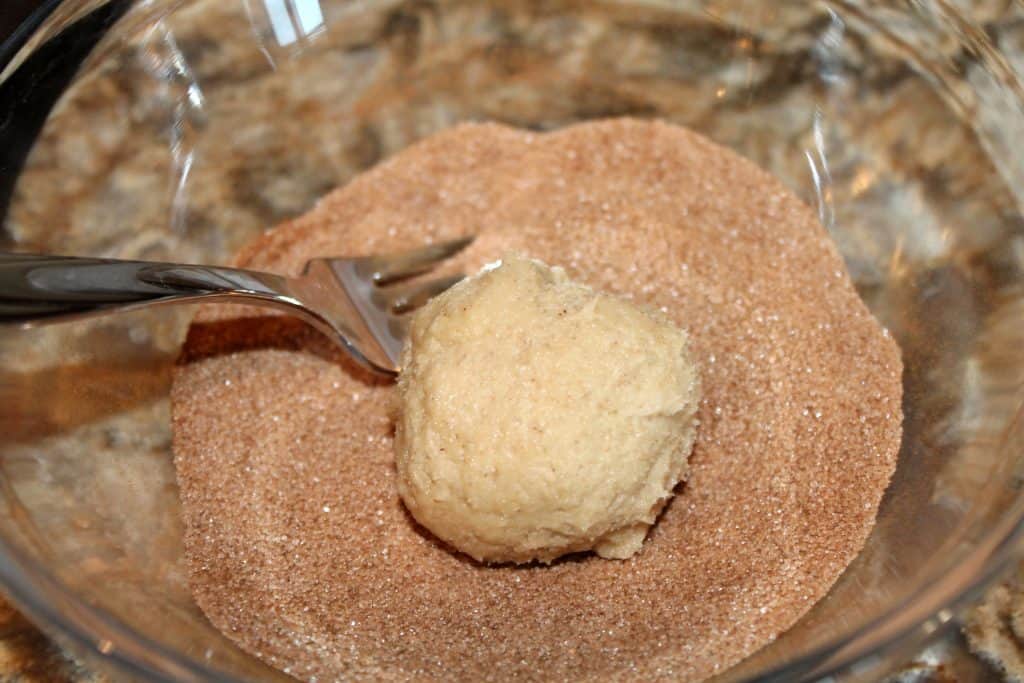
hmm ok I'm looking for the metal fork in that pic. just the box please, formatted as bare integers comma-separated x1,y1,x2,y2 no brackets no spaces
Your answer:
0,237,474,376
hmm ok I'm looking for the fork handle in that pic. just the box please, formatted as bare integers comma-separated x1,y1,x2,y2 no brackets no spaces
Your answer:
0,252,292,324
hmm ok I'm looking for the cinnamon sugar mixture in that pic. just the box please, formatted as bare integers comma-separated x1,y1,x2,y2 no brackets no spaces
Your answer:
171,120,902,681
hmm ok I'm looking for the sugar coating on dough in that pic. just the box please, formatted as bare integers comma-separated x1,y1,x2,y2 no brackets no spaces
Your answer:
171,119,904,683
396,255,700,564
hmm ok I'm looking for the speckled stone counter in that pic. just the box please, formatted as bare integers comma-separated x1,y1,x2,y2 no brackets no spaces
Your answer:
0,596,105,682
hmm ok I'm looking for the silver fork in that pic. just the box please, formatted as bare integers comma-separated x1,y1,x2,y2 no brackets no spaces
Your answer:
0,237,473,376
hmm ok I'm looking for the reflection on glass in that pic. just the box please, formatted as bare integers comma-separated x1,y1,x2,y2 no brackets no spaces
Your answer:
262,0,324,47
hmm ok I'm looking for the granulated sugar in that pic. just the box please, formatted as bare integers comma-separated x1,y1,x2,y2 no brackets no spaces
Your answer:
170,119,902,681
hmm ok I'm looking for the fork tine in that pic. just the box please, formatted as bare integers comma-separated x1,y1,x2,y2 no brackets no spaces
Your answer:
357,236,474,284
376,274,465,313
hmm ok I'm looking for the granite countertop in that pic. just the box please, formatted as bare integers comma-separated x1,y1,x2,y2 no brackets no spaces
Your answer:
0,597,104,682
5,0,1024,681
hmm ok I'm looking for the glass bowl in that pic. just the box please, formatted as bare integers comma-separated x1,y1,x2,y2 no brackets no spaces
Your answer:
3,0,1024,681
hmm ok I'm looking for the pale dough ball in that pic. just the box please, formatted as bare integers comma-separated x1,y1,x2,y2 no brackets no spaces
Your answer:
395,255,700,564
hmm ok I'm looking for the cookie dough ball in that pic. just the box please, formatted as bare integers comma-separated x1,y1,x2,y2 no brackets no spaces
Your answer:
395,255,700,564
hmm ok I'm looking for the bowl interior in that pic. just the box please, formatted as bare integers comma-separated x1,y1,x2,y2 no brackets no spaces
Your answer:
3,0,1024,680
